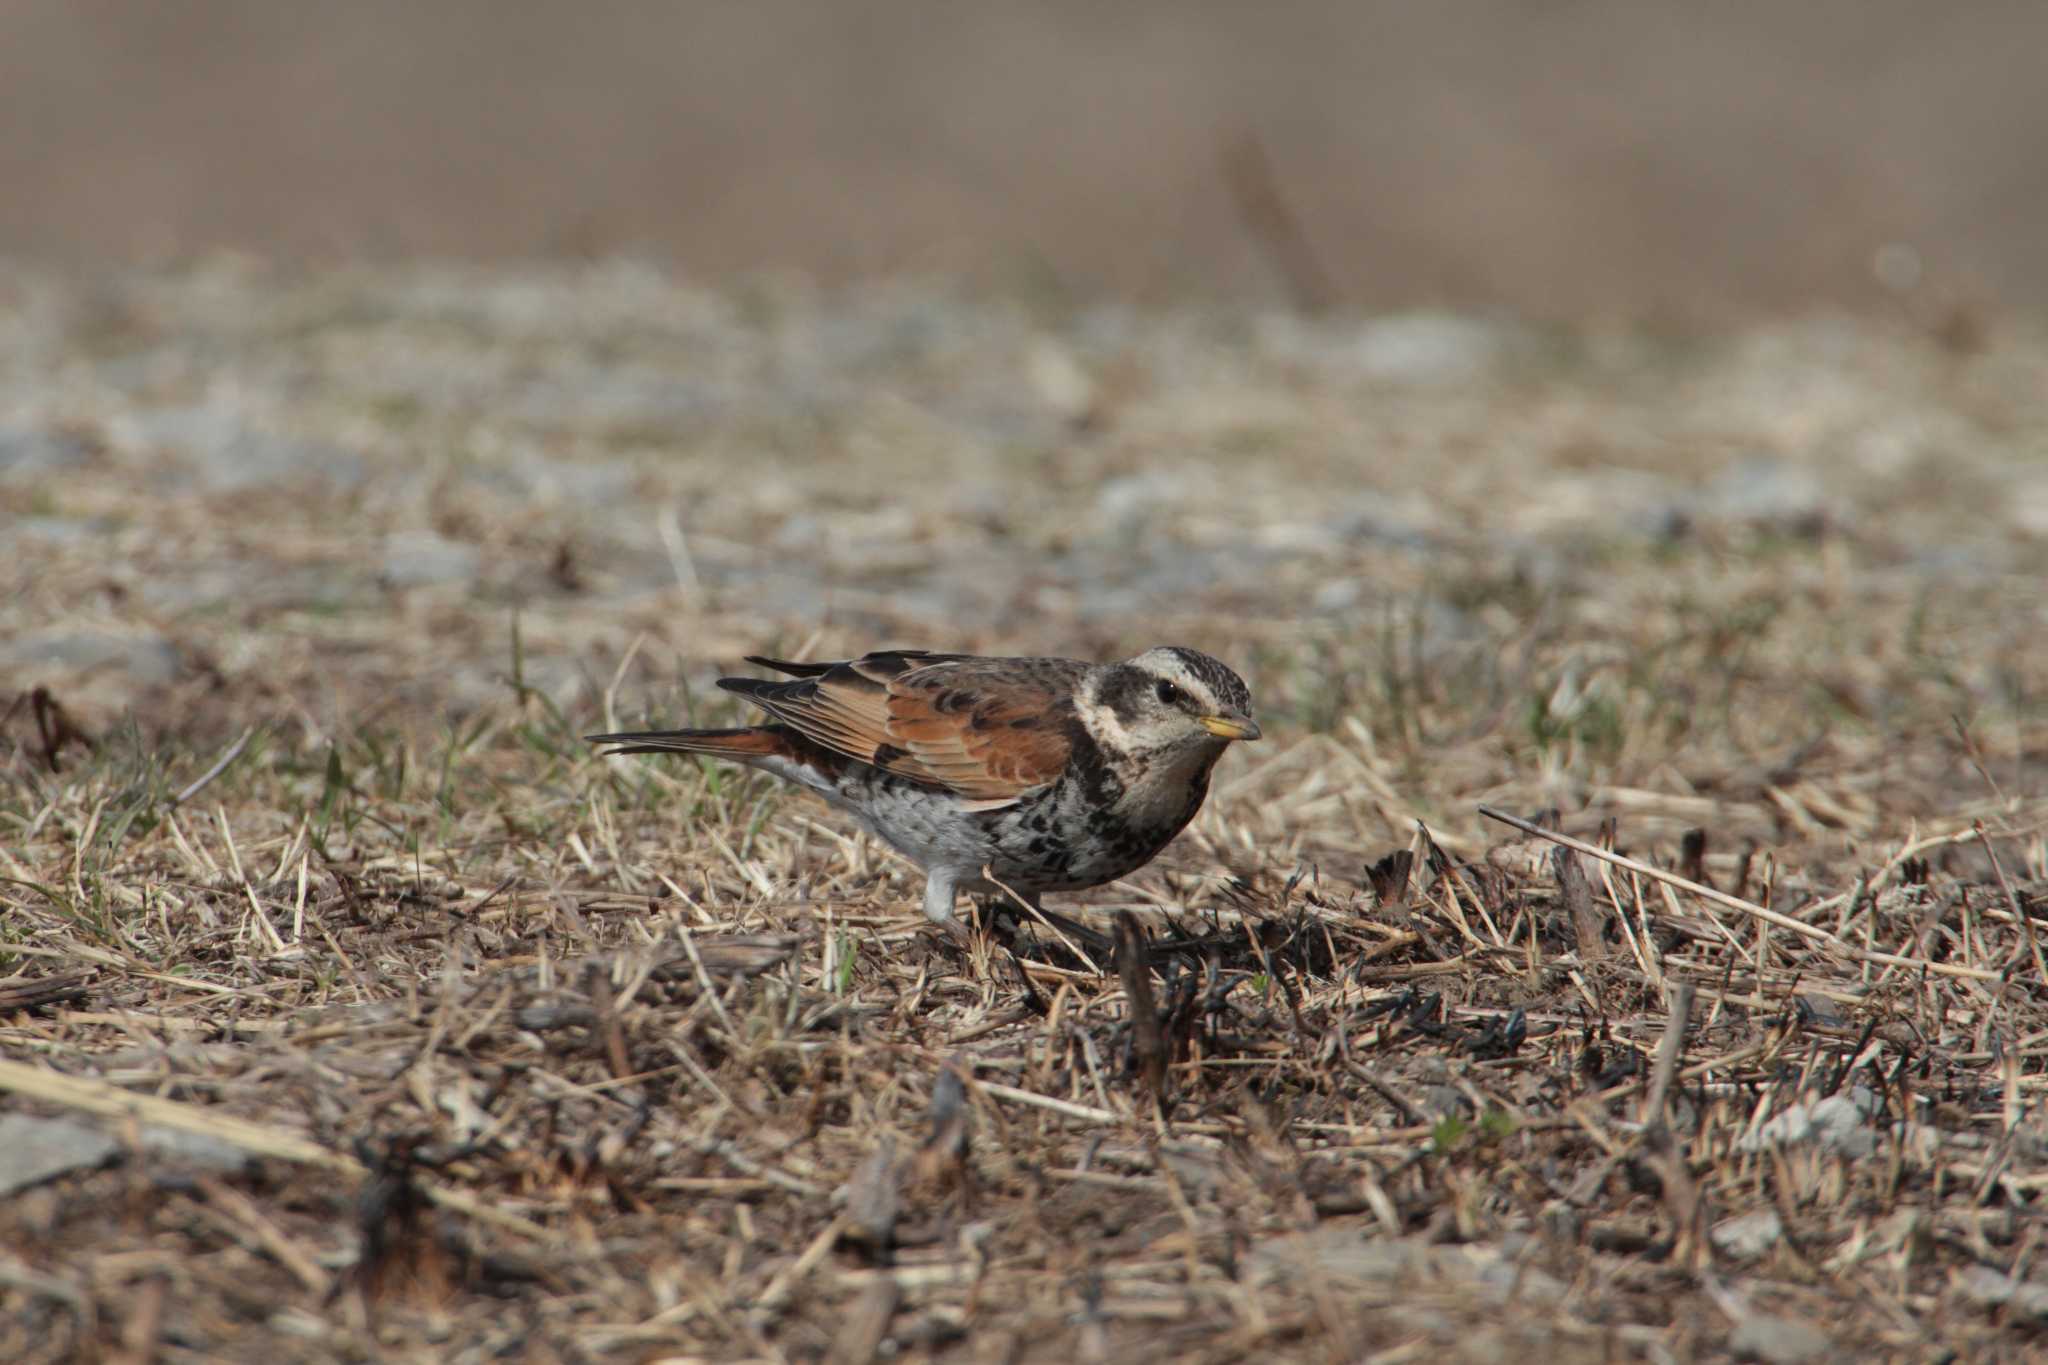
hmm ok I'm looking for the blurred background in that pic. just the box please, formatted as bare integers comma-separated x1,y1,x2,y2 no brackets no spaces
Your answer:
6,0,2045,319
3,0,2044,808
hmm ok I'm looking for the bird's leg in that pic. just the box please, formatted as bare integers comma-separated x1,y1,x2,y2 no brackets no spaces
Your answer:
919,868,987,952
920,868,961,925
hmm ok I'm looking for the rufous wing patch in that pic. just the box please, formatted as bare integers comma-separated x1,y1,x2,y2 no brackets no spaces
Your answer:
720,652,1077,803
880,670,1073,801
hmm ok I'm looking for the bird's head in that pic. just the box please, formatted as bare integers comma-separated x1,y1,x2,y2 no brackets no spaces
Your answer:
1078,645,1260,761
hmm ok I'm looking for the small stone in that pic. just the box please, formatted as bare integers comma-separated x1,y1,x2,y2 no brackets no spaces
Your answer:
10,516,117,545
1738,1088,1879,1159
0,426,91,479
138,1125,254,1176
1026,340,1094,420
1711,1209,1785,1260
126,407,366,492
1541,1204,1582,1244
0,1115,120,1195
380,531,481,589
841,1136,900,1249
1953,1265,2048,1320
2012,475,2048,538
0,631,183,685
1728,1311,1830,1364
1246,1228,1563,1307
1094,470,1186,530
1804,1094,1878,1158
1793,993,1845,1029
1424,1085,1471,1121
1469,1252,1568,1305
488,452,637,505
1332,313,1525,386
1689,456,1833,535
1245,1227,1422,1289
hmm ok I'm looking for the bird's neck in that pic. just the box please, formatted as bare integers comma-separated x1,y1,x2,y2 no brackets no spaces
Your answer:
1104,741,1225,827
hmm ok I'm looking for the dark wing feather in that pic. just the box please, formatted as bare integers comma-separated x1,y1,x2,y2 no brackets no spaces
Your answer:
744,648,956,679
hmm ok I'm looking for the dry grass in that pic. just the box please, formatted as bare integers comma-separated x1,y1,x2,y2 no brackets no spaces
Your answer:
2,261,2047,1361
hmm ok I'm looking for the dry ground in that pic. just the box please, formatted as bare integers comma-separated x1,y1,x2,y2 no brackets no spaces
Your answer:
2,260,2047,1361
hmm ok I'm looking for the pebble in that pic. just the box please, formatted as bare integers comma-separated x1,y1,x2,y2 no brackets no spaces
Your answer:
0,1114,120,1195
1711,1209,1785,1260
1737,1088,1879,1159
126,407,367,492
1688,455,1834,534
0,425,91,479
0,1114,254,1197
1953,1265,2048,1320
1728,1311,1830,1364
0,630,183,685
380,531,482,589
1246,1226,1566,1306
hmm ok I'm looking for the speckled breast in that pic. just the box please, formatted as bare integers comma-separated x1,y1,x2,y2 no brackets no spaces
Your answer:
977,770,1208,892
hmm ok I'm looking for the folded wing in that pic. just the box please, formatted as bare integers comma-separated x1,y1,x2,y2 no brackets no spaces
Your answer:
721,652,1080,804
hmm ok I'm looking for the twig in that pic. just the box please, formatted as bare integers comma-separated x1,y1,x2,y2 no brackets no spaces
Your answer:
1977,820,2047,983
985,865,1102,975
1554,842,1608,963
171,727,256,807
656,509,700,593
1641,980,1695,1140
0,1056,351,1171
600,631,649,737
1116,917,1169,1117
675,924,743,1042
196,1175,333,1296
29,686,96,772
1342,1058,1431,1128
676,1132,828,1199
108,1272,165,1365
1476,806,2003,982
977,1080,1122,1125
753,1215,847,1316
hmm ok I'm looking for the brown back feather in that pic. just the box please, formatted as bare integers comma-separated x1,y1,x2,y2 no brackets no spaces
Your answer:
720,652,1081,803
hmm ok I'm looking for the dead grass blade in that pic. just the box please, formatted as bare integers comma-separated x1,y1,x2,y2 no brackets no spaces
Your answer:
1477,806,2007,982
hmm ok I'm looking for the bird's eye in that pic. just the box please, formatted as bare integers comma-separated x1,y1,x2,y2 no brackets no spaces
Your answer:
1155,679,1184,707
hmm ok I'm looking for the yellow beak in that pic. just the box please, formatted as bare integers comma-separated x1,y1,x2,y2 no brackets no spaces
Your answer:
1200,712,1262,742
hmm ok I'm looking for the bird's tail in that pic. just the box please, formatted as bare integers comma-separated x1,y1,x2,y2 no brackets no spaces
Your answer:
585,726,794,761
742,654,836,678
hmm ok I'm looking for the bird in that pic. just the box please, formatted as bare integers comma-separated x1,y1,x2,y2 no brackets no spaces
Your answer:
588,646,1260,925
